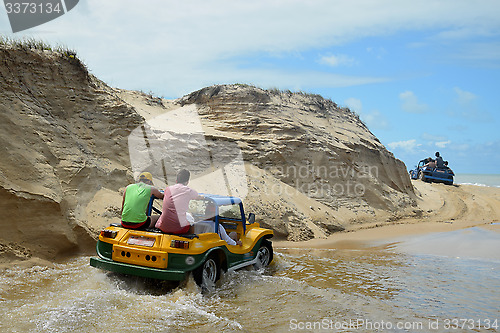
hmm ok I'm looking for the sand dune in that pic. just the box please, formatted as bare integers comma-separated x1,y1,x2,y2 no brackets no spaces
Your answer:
275,180,500,249
1,42,498,265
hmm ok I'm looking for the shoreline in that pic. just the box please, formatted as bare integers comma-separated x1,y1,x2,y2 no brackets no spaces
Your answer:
275,181,500,251
1,181,500,267
274,220,500,251
453,173,500,188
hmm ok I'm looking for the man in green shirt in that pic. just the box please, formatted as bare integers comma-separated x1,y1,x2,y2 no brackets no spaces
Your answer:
121,172,164,230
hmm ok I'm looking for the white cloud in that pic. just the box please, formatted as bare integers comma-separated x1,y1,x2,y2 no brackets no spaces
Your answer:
454,87,477,105
387,139,421,153
397,140,500,174
421,133,447,142
360,110,390,130
399,91,429,113
344,98,390,130
6,0,500,96
435,140,452,148
344,98,363,112
366,46,388,59
453,42,500,64
449,87,492,122
420,133,451,149
319,54,356,67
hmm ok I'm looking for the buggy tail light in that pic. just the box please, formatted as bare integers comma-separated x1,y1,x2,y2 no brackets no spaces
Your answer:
101,229,118,239
171,239,189,249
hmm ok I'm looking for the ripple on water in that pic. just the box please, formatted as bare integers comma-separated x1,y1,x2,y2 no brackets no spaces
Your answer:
0,246,499,332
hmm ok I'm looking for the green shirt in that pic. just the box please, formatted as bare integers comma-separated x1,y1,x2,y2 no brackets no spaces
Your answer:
121,183,152,223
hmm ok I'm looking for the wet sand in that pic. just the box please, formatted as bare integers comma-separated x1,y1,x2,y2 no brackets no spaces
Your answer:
275,220,500,251
275,181,500,252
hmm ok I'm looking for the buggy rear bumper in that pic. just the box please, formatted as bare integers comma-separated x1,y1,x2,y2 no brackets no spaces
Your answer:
90,257,187,281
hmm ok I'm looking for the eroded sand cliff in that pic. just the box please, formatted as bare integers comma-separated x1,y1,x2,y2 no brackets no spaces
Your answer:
1,44,420,262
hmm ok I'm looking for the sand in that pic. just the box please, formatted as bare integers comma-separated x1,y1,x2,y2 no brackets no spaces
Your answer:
275,180,500,250
0,44,497,264
2,178,499,268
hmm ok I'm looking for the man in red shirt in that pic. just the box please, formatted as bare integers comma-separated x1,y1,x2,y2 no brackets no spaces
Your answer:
155,169,204,234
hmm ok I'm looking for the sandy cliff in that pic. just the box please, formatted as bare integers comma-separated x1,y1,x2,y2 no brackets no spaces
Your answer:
173,85,416,238
0,44,143,261
275,180,500,249
1,43,418,262
115,85,418,241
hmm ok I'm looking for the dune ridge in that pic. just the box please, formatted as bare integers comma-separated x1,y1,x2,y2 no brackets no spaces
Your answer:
1,43,499,264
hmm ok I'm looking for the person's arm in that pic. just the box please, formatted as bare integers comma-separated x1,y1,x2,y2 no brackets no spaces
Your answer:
191,188,203,200
217,225,237,245
151,187,164,199
120,187,127,215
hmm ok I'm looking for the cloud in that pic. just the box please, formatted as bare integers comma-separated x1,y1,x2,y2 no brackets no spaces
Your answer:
318,54,356,67
8,0,500,96
67,0,500,62
454,87,477,105
447,124,468,132
421,133,447,142
420,133,451,149
399,91,429,113
387,139,421,153
449,87,493,122
344,98,390,130
366,46,388,59
445,140,500,173
360,111,390,130
344,98,363,112
397,140,500,174
435,140,451,148
453,42,500,65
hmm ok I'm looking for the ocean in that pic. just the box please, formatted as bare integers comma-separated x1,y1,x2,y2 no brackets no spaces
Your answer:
1,174,499,332
2,237,499,332
455,173,500,188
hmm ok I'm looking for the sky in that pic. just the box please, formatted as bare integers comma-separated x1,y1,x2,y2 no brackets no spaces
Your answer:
1,0,499,174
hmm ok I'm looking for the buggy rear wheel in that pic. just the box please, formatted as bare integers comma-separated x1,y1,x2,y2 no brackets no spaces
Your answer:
193,254,220,290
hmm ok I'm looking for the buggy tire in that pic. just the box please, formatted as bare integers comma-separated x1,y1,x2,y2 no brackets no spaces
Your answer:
419,171,427,182
193,254,220,290
254,239,273,270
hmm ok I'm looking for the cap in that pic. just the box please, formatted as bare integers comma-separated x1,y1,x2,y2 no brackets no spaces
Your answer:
138,172,153,183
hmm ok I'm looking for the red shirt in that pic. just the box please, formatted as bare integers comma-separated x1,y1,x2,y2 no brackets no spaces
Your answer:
155,183,198,233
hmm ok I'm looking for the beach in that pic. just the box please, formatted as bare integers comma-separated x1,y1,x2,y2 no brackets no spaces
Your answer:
1,1,499,329
2,179,500,332
3,179,499,332
275,180,500,251
1,42,499,332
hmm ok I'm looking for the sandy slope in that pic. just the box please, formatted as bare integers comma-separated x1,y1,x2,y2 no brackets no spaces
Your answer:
116,87,417,241
4,180,498,269
0,45,496,265
275,180,500,249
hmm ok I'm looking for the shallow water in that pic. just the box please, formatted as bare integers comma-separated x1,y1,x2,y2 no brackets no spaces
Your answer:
1,233,499,333
455,173,500,188
393,226,500,260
